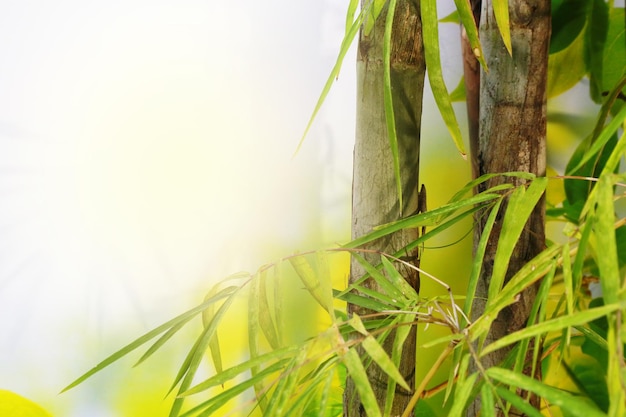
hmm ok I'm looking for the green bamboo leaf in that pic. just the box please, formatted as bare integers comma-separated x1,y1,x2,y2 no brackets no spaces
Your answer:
447,172,534,204
345,192,501,249
382,0,404,209
248,272,267,411
167,290,239,417
348,315,410,393
361,333,410,392
562,241,575,319
492,0,512,55
289,255,333,314
421,0,466,156
180,346,299,396
448,371,478,417
449,75,466,102
350,281,404,307
487,178,548,302
480,385,495,417
265,347,309,417
295,4,363,155
350,253,407,302
316,250,337,323
381,255,418,300
61,286,238,393
180,359,291,417
440,9,459,23
134,320,187,367
363,0,386,36
492,386,544,417
487,367,606,417
464,197,503,317
386,312,414,415
482,302,622,355
472,244,561,339
567,101,626,175
202,286,224,375
446,352,470,411
259,269,280,349
594,174,620,305
452,0,486,69
344,0,359,37
333,288,397,312
341,348,382,417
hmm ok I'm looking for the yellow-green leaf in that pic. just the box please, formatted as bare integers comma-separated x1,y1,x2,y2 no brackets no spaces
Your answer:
421,0,466,157
493,0,512,55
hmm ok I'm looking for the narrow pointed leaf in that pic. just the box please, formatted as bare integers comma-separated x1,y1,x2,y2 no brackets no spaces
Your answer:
492,0,512,55
452,0,486,69
382,0,404,208
487,178,547,302
482,302,622,355
61,286,237,393
487,367,606,417
341,348,382,417
381,255,418,300
421,0,466,156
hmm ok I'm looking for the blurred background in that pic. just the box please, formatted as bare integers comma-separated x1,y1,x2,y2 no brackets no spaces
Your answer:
0,1,602,416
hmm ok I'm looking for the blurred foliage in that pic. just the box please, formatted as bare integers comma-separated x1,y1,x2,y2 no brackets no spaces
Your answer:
0,390,53,417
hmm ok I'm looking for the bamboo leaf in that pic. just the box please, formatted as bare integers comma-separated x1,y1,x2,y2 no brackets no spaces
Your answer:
361,334,410,392
349,253,407,302
248,272,267,411
487,178,547,302
452,0,486,69
61,286,238,393
421,0,466,156
180,359,291,417
492,0,512,55
350,314,411,391
333,288,396,312
316,250,337,323
180,346,299,396
264,347,309,416
382,0,404,209
381,255,418,300
481,302,622,355
566,83,626,175
493,386,544,417
471,244,561,339
134,321,187,367
259,269,280,349
202,286,224,375
289,255,333,315
386,312,414,415
464,197,503,317
487,367,606,417
594,174,620,305
341,348,382,417
480,385,495,417
448,371,478,417
345,192,501,249
295,4,363,155
167,290,239,417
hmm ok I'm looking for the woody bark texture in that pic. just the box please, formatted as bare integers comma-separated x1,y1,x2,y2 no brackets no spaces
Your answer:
344,1,425,416
468,1,550,416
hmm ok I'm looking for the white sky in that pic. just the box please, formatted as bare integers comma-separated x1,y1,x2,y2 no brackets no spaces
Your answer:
0,1,356,415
